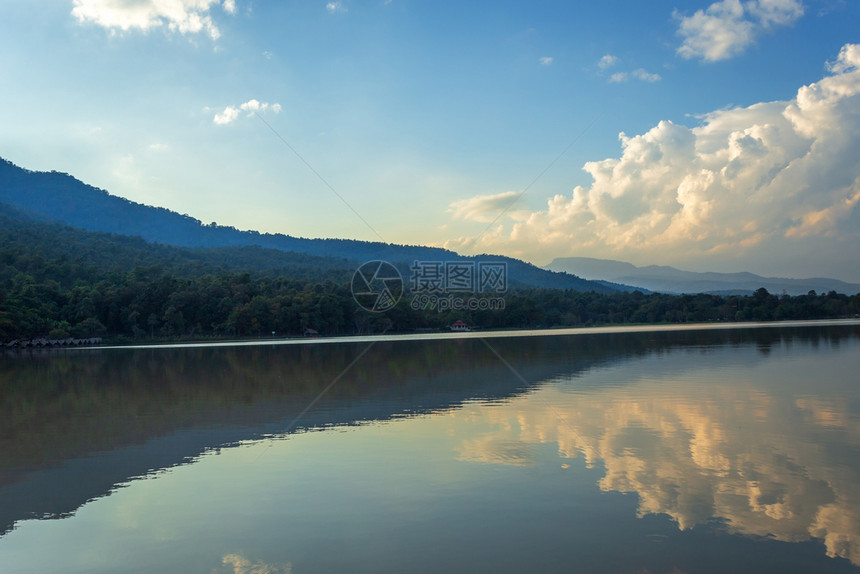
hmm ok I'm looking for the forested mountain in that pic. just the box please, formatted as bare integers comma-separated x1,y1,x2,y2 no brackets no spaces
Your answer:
0,201,857,342
2,157,858,343
0,203,355,284
0,201,617,341
0,203,360,340
0,157,614,293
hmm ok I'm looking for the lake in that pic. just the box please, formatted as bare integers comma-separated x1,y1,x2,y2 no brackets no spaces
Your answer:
1,322,859,573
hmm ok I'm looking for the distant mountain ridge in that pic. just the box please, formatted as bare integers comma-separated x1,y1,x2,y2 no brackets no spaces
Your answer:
0,157,620,293
545,257,860,296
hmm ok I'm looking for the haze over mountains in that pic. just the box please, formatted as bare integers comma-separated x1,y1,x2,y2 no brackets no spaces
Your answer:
546,257,860,296
0,158,617,293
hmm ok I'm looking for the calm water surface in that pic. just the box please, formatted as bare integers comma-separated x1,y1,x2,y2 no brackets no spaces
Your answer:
1,323,859,573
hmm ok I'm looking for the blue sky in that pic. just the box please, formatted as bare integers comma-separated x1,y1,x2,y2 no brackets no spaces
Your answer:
1,1,859,280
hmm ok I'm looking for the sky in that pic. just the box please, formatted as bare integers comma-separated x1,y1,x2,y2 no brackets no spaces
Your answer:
1,0,859,281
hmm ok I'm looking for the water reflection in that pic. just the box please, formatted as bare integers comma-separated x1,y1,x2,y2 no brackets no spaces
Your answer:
1,324,859,572
455,332,860,565
3,327,776,487
219,554,292,574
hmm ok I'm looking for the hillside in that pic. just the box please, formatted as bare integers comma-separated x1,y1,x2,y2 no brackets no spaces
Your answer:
545,257,860,296
1,202,857,341
0,202,355,284
0,157,617,293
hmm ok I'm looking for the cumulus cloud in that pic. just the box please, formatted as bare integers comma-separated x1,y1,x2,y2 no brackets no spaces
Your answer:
213,106,240,125
446,44,860,278
828,43,860,74
598,54,620,69
213,99,282,125
539,56,553,66
675,0,804,62
71,0,234,40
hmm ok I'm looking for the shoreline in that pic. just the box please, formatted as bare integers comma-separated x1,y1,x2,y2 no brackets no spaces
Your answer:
85,318,860,351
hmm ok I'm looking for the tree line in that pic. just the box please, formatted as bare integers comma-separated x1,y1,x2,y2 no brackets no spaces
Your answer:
3,264,858,343
1,202,858,342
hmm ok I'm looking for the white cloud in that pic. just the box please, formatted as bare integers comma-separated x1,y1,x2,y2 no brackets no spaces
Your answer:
632,68,661,82
71,0,234,40
239,99,281,114
600,55,660,83
747,0,805,26
448,191,520,223
598,54,620,69
213,99,281,124
675,0,804,62
675,0,755,61
539,56,553,66
326,1,347,14
446,44,860,278
608,70,661,84
827,43,860,74
213,106,240,125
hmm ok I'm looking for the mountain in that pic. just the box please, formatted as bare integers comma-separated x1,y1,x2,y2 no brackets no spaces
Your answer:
0,202,356,283
545,257,860,296
0,157,618,293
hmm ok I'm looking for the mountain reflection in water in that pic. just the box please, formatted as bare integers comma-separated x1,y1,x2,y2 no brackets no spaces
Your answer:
1,323,859,573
